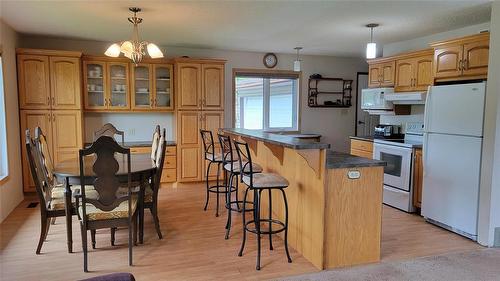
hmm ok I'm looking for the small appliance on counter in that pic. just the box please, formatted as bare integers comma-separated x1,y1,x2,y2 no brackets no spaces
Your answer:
373,122,424,213
374,124,400,137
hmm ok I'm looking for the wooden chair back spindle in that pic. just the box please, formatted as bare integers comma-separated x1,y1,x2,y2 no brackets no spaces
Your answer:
94,123,125,145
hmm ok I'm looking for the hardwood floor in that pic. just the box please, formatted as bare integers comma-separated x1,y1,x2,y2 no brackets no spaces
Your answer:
0,183,482,281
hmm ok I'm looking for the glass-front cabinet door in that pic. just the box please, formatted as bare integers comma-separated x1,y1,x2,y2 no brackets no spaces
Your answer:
107,63,130,110
153,64,173,110
132,64,153,110
84,61,106,110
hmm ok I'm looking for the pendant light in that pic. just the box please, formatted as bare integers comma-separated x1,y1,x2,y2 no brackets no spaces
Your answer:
293,47,303,71
366,23,379,59
105,7,164,65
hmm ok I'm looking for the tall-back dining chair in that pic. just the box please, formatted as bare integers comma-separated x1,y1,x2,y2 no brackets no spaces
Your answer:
150,125,161,162
76,136,138,272
94,123,125,145
141,128,166,240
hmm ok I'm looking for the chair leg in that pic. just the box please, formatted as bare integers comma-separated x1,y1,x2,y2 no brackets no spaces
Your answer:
51,217,56,225
129,216,134,266
215,162,221,217
281,188,292,263
268,189,273,251
225,172,234,239
203,161,212,211
255,189,262,271
44,218,51,241
91,230,96,249
133,213,138,246
151,204,163,239
111,228,116,246
36,216,48,254
238,187,250,257
81,224,88,272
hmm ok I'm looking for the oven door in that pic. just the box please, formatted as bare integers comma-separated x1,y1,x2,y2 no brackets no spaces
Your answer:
373,143,412,191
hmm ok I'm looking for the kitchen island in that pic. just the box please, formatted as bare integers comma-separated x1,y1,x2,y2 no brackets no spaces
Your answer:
221,128,386,270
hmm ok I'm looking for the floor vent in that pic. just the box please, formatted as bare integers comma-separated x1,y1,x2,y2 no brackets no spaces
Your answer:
27,202,38,208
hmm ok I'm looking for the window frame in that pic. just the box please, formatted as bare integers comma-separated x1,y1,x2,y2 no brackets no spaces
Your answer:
0,51,9,183
232,68,301,132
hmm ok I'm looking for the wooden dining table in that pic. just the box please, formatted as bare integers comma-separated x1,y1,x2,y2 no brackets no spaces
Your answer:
53,153,157,253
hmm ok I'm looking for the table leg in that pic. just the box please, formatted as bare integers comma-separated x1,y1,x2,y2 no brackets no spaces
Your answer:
139,175,145,244
64,177,73,253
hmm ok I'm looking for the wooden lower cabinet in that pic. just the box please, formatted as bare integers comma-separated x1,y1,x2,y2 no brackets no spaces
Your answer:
350,139,374,159
177,110,224,182
413,148,423,208
130,145,177,183
20,109,83,192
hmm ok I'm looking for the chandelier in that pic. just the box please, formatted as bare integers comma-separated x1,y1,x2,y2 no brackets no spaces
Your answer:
105,7,164,65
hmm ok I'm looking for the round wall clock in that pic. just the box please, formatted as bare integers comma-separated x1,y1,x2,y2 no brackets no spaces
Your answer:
263,53,278,68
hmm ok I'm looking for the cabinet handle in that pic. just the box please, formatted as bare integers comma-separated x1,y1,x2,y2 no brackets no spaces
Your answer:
202,99,206,107
52,97,55,106
199,99,203,107
458,60,462,71
47,97,50,105
52,114,55,122
151,98,153,107
155,98,157,107
463,59,468,70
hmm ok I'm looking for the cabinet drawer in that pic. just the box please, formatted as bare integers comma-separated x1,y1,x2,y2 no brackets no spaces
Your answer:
350,139,373,153
164,155,176,168
161,168,177,183
166,146,176,155
130,146,151,154
350,148,374,159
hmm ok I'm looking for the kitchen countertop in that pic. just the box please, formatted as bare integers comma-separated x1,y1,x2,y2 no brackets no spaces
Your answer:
349,134,405,142
326,150,386,169
85,140,176,148
221,128,330,150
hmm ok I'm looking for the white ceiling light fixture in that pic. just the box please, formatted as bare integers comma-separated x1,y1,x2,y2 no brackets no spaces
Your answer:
105,7,164,65
365,23,379,59
293,47,303,71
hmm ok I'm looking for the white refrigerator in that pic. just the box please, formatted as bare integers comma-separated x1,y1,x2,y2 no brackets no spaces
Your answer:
422,82,486,241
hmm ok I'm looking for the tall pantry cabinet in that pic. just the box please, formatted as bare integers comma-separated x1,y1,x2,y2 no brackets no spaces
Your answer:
175,58,226,182
17,49,84,192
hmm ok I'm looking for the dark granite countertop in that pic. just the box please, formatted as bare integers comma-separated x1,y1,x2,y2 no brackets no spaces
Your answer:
349,134,405,142
349,135,375,142
85,141,176,147
221,128,330,150
326,150,386,169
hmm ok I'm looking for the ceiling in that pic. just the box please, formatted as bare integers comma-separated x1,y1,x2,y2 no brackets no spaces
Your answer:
0,1,492,57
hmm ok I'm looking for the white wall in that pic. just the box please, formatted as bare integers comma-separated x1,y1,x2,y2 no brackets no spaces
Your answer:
0,21,24,223
19,35,368,152
383,22,491,56
478,1,500,247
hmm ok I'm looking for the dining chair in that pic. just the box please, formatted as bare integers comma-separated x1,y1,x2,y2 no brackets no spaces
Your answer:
150,125,161,162
76,136,138,272
94,123,125,145
26,130,98,254
141,128,166,240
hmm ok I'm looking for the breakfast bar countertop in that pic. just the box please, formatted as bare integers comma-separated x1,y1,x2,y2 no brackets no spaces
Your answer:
221,128,331,150
85,141,176,148
326,150,386,169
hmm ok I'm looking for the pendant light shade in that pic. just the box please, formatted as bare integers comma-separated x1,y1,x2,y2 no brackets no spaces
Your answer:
365,23,379,59
293,47,302,71
105,7,164,65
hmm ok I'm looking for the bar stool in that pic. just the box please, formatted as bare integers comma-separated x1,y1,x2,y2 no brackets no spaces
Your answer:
218,134,262,239
233,140,292,270
200,130,234,217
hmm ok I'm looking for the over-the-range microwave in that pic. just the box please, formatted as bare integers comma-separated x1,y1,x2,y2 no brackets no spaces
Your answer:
361,88,394,114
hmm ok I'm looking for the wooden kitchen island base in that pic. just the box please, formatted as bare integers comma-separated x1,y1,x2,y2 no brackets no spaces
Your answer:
221,129,386,270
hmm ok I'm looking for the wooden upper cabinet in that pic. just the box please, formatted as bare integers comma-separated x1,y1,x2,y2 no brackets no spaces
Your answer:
368,60,395,88
202,64,224,110
176,63,202,110
395,51,433,92
49,57,82,109
153,64,174,110
433,45,463,79
431,32,489,81
131,63,154,110
107,62,130,110
83,60,107,110
413,55,433,91
462,39,489,77
395,58,414,92
17,55,51,109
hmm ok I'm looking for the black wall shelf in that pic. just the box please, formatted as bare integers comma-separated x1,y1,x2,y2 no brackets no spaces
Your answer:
308,77,353,108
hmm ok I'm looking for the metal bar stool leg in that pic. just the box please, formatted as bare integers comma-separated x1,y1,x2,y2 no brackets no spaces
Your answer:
255,189,262,270
280,188,292,263
268,188,273,251
215,162,221,217
225,172,234,239
238,187,250,257
203,161,213,211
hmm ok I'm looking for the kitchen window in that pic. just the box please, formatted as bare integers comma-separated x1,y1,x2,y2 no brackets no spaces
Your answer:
0,55,9,181
233,69,300,131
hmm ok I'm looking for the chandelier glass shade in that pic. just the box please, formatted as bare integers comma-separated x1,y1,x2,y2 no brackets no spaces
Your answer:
105,8,164,65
